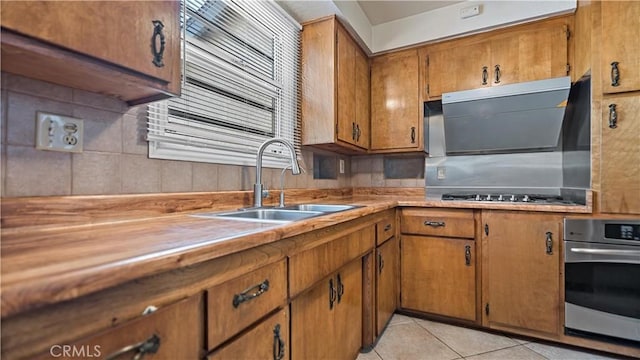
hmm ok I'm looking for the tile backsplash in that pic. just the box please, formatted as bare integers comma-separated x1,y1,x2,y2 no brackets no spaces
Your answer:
0,73,350,197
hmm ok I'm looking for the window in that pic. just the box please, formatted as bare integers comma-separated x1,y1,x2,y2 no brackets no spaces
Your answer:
147,0,301,169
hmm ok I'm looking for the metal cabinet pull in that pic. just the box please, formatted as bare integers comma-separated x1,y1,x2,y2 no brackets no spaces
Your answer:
378,253,385,274
336,274,344,303
494,65,501,84
352,122,357,140
410,127,416,143
272,324,285,360
151,20,166,67
482,66,488,85
233,279,269,308
545,232,553,255
465,245,471,266
610,61,620,87
329,278,336,310
356,124,361,142
424,221,445,227
384,224,392,231
608,104,618,129
104,334,161,360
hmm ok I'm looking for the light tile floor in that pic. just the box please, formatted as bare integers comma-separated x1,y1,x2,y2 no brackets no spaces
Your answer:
357,314,624,360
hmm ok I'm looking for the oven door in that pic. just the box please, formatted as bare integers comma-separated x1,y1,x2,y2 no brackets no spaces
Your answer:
564,240,640,342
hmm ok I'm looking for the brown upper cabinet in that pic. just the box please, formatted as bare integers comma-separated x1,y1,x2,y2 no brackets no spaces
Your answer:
601,1,640,94
424,18,570,100
301,16,370,153
370,49,422,152
1,1,181,105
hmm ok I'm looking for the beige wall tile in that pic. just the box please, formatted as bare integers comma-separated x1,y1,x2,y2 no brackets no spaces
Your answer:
217,164,242,191
73,106,123,153
192,163,219,192
372,172,385,187
241,166,256,191
72,152,121,195
121,154,160,193
122,113,147,155
72,89,128,112
5,73,73,102
161,160,193,192
5,145,71,197
352,172,372,187
6,92,74,147
371,156,384,173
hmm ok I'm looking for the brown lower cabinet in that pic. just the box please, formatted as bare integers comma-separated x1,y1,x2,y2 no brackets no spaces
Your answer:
208,308,289,360
291,257,363,360
376,235,399,335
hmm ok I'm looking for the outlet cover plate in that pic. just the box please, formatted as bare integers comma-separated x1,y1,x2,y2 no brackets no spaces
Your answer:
36,112,84,153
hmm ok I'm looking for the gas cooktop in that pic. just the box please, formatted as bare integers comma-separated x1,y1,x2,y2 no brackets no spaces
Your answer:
441,193,580,205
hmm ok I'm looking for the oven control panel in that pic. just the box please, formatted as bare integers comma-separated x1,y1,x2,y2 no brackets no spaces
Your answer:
605,224,640,241
565,219,640,246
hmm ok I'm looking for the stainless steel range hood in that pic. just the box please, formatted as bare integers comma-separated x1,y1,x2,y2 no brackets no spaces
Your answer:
441,76,571,155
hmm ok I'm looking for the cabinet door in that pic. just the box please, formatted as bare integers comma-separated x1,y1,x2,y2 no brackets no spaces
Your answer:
601,1,640,93
600,94,640,214
490,24,568,86
334,258,363,360
1,1,180,84
291,276,337,360
371,49,421,151
209,309,288,360
427,42,490,98
483,211,561,336
401,235,476,321
355,47,370,149
336,25,357,146
376,236,398,335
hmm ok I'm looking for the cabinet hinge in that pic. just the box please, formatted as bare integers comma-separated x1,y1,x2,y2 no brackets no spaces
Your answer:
484,224,489,236
566,63,571,75
485,303,490,316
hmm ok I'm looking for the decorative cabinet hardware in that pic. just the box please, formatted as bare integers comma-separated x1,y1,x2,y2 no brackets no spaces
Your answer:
151,20,166,67
104,334,161,360
356,124,361,142
494,65,501,84
336,273,344,303
465,245,471,266
610,61,620,87
352,122,357,140
410,127,416,143
485,303,490,316
329,278,336,310
482,66,488,85
233,279,270,308
608,104,618,129
384,224,392,231
272,324,285,360
484,224,489,236
545,232,553,255
378,253,385,274
424,221,445,227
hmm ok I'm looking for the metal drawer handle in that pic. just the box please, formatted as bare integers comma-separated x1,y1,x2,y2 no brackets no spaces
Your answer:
570,248,640,256
104,334,161,360
410,127,416,143
494,64,501,84
233,279,269,308
482,66,488,85
464,245,471,266
151,20,166,67
424,221,445,227
384,224,392,231
610,61,620,87
545,232,553,255
273,324,285,360
608,104,618,129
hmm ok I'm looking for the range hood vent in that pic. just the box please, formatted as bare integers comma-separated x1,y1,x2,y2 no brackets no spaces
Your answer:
441,76,571,155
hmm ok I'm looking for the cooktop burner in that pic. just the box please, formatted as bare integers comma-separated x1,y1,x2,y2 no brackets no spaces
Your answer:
441,193,578,205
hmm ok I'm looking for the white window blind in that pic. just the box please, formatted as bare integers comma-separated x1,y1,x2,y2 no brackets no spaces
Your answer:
147,0,301,168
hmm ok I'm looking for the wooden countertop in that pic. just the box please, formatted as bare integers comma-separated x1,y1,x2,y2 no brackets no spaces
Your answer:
0,190,592,318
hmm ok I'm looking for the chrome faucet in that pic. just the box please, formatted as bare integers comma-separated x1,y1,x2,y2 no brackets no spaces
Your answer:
254,138,300,208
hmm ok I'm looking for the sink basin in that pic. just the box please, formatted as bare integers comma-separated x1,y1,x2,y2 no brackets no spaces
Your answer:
192,209,323,223
281,204,358,213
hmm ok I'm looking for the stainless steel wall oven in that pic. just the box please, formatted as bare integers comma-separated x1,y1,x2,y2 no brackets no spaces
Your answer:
564,219,640,345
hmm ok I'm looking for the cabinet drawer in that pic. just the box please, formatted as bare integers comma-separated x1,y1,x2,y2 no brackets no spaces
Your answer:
207,260,287,351
209,308,288,360
401,208,474,238
289,225,374,298
36,295,203,359
376,216,395,245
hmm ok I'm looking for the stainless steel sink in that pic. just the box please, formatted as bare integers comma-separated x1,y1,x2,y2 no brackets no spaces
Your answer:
281,204,358,213
191,204,360,223
192,208,324,223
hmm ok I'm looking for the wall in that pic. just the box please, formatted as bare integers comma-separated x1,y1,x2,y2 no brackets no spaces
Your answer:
351,155,424,188
0,73,350,198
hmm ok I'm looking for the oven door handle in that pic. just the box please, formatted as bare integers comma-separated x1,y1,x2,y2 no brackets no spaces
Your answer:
570,248,640,256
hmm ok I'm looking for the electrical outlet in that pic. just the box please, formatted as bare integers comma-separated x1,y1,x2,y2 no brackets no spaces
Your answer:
460,5,481,19
339,159,345,174
36,112,84,153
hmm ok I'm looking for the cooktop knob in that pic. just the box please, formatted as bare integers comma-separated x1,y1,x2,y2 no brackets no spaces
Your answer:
486,194,492,201
510,195,517,202
475,194,481,201
498,195,504,201
522,195,531,202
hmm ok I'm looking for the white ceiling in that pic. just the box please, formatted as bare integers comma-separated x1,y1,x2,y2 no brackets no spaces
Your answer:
356,0,464,25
